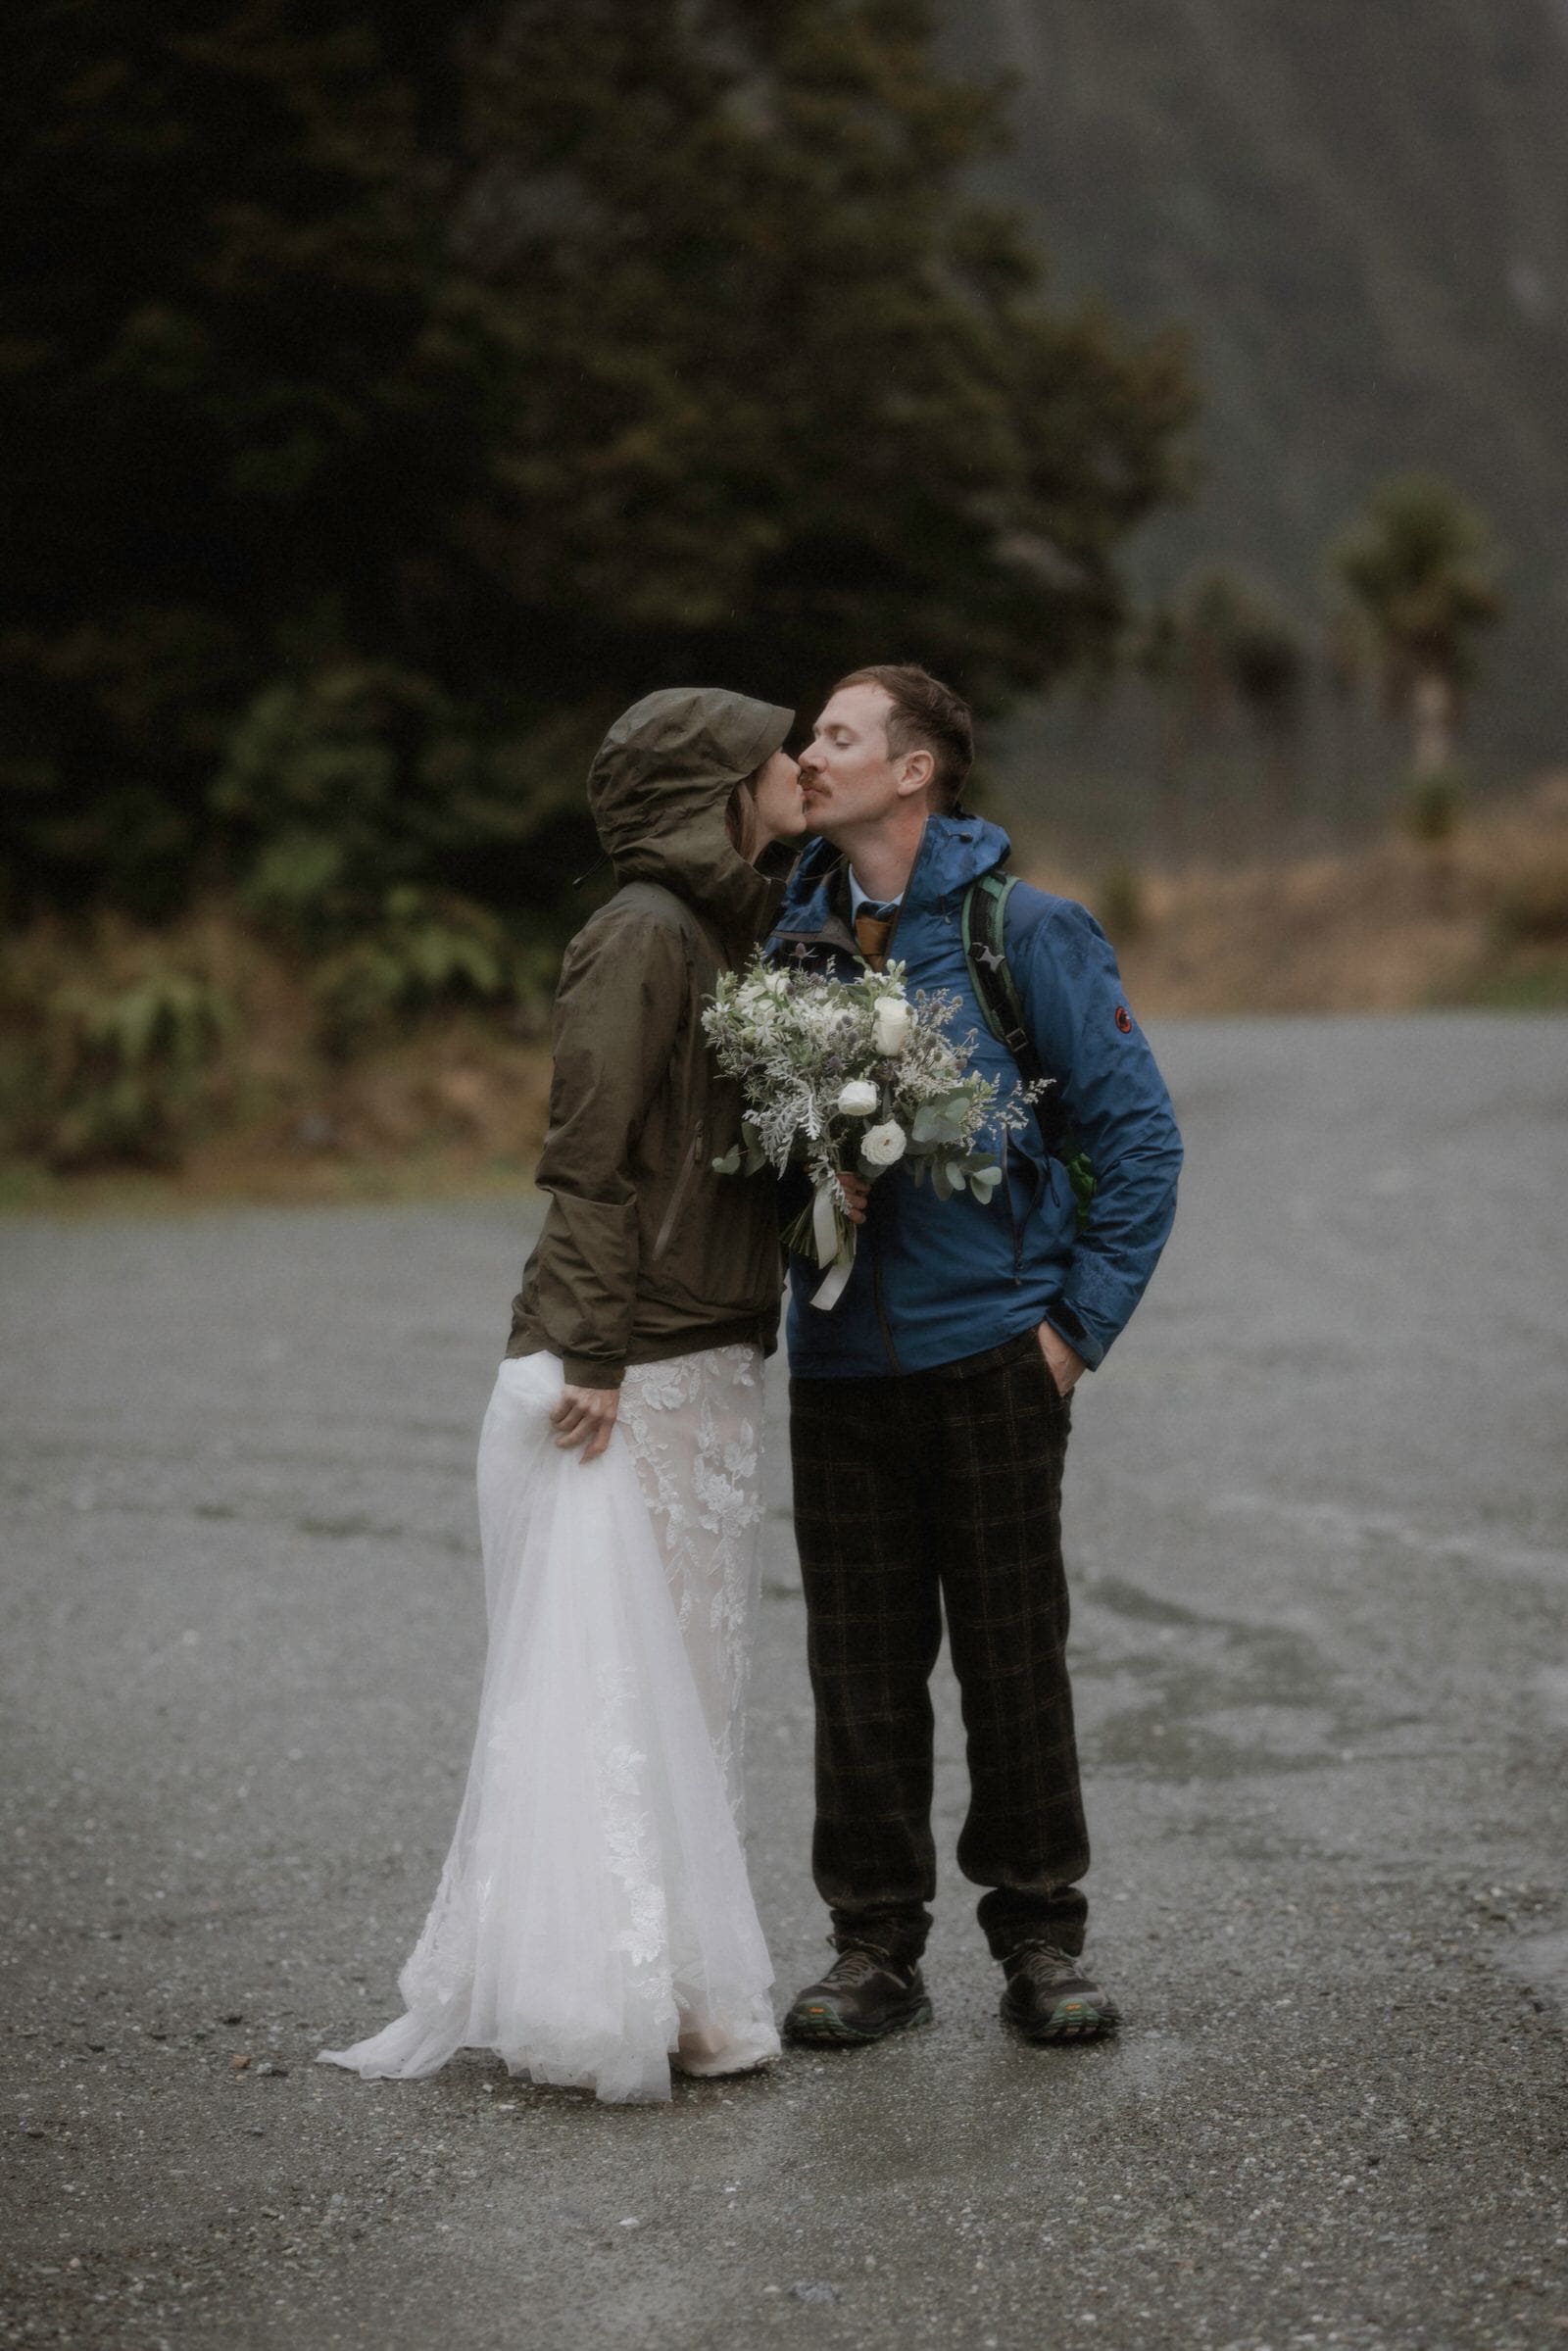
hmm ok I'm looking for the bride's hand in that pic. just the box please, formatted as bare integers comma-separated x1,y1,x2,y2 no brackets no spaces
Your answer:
551,1383,620,1461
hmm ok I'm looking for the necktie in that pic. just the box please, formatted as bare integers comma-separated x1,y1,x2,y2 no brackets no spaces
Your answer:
853,901,899,970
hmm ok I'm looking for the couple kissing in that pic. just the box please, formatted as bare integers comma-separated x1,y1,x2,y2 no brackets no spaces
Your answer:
319,665,1183,2103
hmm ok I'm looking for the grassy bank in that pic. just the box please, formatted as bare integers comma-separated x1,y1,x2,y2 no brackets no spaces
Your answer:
0,901,553,1213
1044,772,1568,1016
4,776,1564,1213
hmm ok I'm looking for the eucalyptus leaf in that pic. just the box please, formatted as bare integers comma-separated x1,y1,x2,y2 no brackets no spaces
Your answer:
711,1145,742,1175
911,1095,968,1148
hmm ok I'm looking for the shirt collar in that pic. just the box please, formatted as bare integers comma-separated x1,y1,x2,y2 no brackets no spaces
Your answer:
848,868,904,918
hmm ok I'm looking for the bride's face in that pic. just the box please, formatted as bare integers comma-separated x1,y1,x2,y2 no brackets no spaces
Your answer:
749,749,808,851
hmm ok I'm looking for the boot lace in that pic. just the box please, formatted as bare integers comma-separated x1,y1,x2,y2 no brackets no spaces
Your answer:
823,1946,897,1988
1007,1941,1077,1976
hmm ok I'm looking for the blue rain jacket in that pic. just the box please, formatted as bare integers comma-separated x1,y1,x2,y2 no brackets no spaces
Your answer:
768,814,1183,1379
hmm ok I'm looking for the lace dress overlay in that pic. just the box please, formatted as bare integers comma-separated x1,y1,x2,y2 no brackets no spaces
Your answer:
616,1347,764,1823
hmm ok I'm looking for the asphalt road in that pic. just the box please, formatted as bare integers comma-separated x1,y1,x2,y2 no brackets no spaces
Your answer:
3,1015,1566,2351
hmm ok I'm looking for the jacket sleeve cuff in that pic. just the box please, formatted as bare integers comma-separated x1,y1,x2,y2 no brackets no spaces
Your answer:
1043,1298,1104,1372
561,1354,626,1390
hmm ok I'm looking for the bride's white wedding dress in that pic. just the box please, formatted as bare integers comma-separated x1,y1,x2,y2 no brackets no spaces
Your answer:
318,1346,779,2104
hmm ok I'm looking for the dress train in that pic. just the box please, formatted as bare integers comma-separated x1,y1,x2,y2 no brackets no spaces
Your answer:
318,1348,778,2104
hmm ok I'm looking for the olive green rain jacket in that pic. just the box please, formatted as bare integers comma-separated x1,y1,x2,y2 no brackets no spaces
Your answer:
507,688,795,1388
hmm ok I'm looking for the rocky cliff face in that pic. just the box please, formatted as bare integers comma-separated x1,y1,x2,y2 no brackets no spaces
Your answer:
943,0,1568,771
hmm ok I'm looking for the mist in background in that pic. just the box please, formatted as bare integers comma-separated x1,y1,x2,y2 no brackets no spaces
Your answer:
944,0,1568,860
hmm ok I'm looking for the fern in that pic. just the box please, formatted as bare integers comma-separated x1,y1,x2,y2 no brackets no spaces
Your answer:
37,968,235,1167
311,889,522,1053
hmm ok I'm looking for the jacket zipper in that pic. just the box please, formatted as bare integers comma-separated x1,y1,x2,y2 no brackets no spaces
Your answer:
1003,1129,1023,1283
651,1124,704,1262
867,1218,903,1372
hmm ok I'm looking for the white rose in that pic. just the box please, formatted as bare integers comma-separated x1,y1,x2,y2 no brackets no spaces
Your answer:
761,969,792,997
872,996,912,1054
836,1078,879,1117
861,1120,907,1167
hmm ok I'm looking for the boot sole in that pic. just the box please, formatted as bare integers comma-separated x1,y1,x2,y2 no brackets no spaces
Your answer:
1001,1993,1120,2045
782,1996,934,2048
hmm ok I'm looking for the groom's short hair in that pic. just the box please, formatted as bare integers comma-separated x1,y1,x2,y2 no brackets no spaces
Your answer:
833,663,973,811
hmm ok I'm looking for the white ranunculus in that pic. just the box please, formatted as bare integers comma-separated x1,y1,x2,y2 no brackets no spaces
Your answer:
836,1078,879,1117
871,996,912,1054
861,1119,907,1167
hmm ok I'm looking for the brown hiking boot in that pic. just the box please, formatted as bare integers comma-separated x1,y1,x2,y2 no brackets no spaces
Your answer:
783,1946,933,2046
999,1943,1120,2043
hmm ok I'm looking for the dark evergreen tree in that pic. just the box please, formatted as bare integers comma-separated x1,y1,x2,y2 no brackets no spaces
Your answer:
2,0,1193,922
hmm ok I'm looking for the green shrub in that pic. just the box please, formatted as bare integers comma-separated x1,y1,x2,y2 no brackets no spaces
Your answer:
214,668,439,941
34,966,236,1167
213,668,601,950
312,887,542,1053
1398,766,1465,846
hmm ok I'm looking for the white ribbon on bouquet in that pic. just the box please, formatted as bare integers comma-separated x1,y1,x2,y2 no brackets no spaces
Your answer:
808,1176,858,1311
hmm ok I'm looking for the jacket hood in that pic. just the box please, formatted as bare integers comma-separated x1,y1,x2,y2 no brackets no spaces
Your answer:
588,688,795,946
777,812,1013,938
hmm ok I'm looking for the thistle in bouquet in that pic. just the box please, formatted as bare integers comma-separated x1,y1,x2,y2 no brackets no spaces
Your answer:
704,953,1035,1308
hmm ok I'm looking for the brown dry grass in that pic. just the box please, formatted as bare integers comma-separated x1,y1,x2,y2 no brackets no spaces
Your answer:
0,903,554,1214
1041,771,1568,1017
174,1022,555,1203
5,776,1564,1214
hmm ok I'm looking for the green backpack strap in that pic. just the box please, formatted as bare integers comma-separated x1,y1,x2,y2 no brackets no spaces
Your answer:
960,873,1096,1230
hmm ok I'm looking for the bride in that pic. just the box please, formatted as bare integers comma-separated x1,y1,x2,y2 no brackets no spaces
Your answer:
320,688,809,2102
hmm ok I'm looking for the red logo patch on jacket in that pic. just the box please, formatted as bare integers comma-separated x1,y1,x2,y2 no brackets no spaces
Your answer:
1114,1005,1133,1034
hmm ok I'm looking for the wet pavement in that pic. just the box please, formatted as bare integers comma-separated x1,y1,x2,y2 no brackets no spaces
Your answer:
2,1014,1566,2351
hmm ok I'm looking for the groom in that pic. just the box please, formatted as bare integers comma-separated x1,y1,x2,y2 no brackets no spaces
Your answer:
770,664,1182,2045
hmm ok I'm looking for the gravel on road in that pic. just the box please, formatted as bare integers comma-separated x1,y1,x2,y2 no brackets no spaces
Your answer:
2,1015,1566,2351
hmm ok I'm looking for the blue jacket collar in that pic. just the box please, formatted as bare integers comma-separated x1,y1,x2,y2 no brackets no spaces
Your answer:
777,813,1012,943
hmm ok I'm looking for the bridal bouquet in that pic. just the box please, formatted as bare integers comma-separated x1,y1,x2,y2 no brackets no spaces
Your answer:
704,954,1032,1307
